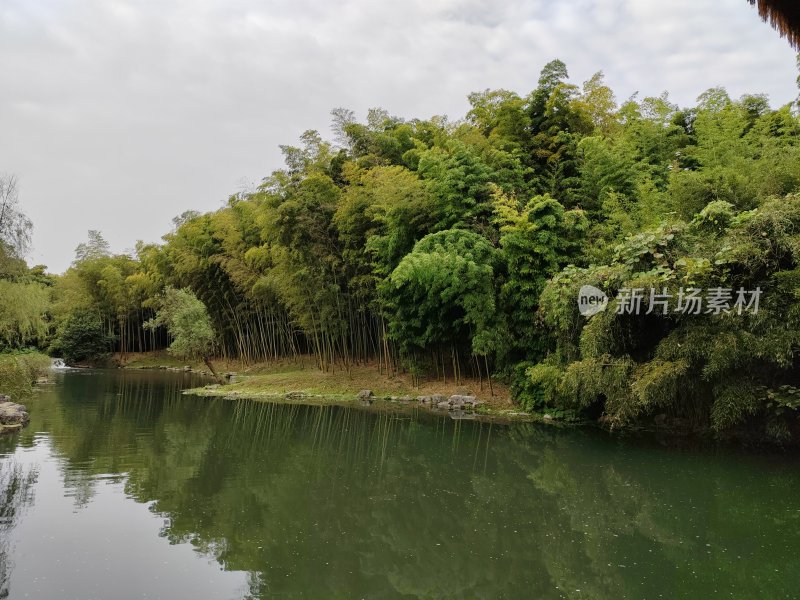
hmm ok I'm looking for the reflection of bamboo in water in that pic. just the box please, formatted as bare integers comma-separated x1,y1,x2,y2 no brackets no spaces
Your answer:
109,371,191,420
224,399,500,478
0,460,38,600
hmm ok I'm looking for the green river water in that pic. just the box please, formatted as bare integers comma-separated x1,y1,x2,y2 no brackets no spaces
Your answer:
0,369,798,599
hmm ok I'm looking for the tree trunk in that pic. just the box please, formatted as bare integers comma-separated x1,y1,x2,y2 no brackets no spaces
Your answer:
203,356,224,385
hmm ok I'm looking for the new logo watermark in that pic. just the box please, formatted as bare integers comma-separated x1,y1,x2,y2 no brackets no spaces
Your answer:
578,285,609,317
577,286,762,316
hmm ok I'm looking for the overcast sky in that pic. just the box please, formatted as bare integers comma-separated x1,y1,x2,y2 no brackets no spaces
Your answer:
1,0,798,273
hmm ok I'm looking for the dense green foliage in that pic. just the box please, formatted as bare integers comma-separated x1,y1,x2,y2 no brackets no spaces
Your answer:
145,287,223,381
146,287,216,361
0,175,52,353
24,59,800,439
52,310,114,365
0,351,51,398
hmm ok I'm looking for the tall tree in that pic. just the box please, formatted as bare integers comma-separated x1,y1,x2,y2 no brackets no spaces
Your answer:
0,174,32,261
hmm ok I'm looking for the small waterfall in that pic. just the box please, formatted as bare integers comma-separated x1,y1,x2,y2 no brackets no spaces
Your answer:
50,358,70,370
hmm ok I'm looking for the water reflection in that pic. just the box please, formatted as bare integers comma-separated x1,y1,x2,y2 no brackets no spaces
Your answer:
0,460,37,599
1,370,799,598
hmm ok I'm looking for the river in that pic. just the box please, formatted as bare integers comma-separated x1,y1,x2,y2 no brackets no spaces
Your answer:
0,369,798,599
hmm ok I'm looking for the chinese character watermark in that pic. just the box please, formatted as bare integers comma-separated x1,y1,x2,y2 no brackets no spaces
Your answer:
577,286,762,316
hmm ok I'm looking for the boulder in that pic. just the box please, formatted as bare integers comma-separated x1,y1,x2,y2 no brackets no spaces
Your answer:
448,394,476,408
430,394,445,404
418,395,431,404
0,401,30,429
357,390,374,400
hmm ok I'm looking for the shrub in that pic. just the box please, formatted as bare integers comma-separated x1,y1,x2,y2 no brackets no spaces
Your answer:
0,351,51,398
53,311,114,365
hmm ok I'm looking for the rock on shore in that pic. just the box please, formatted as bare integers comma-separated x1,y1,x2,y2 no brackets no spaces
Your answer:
0,395,30,433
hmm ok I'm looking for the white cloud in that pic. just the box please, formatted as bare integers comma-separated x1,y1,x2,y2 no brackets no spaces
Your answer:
0,0,796,272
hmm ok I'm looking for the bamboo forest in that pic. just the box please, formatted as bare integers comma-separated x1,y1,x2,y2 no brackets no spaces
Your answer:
3,1,800,597
5,60,800,440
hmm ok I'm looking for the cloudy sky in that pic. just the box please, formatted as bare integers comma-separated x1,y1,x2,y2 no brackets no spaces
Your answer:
1,0,797,273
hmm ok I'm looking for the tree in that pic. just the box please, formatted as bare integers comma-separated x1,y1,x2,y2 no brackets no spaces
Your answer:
493,191,588,358
524,60,591,204
381,229,505,385
0,174,32,260
54,310,114,365
145,287,223,383
417,139,497,233
74,230,111,264
0,280,50,349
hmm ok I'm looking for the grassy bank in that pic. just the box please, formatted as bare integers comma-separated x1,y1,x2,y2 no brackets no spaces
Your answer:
115,351,211,371
118,352,798,441
119,352,520,415
0,351,51,399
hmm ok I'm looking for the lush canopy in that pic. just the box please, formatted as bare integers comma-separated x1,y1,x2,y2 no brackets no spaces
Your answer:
6,59,800,441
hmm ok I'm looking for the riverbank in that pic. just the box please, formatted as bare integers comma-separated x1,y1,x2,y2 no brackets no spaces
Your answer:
116,352,539,421
113,353,797,442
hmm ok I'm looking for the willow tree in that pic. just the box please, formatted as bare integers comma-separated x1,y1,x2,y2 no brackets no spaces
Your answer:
145,287,223,384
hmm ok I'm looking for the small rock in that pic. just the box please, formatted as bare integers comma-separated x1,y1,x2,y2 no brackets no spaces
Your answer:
183,365,192,372
357,390,374,400
418,396,431,404
542,413,553,421
431,394,445,404
398,395,412,403
436,401,451,409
